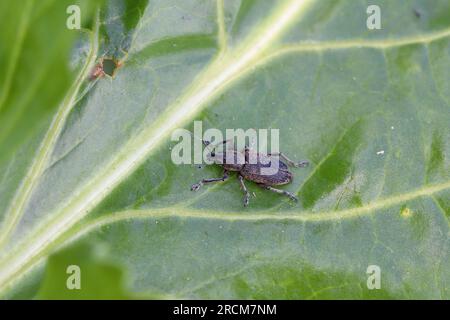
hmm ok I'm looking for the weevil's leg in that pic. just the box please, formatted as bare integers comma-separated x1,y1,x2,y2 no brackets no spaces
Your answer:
238,175,251,207
191,170,229,191
268,152,309,168
259,184,298,202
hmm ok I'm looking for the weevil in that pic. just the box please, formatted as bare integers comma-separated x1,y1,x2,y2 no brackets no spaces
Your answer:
191,139,309,206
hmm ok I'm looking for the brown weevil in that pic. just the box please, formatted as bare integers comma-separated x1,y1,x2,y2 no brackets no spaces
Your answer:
191,139,309,206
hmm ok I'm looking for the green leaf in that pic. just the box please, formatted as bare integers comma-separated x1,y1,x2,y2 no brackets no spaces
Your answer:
0,0,99,164
36,242,133,300
0,0,449,299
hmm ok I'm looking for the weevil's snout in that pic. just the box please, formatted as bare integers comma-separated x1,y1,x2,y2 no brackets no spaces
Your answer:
206,151,215,162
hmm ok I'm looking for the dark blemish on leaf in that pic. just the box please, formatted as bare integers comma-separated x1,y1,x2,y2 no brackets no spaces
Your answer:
400,205,412,218
89,57,124,80
102,58,117,76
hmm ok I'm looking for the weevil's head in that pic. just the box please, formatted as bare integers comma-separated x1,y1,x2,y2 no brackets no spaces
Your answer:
206,149,246,172
202,139,224,164
201,137,245,169
201,140,219,163
205,148,224,164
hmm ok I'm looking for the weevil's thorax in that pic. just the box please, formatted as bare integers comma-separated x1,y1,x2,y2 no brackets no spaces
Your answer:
208,149,245,171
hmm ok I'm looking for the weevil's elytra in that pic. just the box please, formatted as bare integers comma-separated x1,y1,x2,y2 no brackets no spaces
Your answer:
191,139,309,207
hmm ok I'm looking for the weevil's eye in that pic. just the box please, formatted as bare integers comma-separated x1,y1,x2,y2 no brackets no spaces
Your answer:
211,151,215,157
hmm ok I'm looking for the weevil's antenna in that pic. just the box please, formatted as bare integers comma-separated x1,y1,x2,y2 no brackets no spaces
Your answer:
188,131,232,151
207,138,233,151
188,131,212,149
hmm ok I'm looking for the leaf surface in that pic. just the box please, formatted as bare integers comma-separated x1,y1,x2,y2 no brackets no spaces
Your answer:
1,0,449,299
